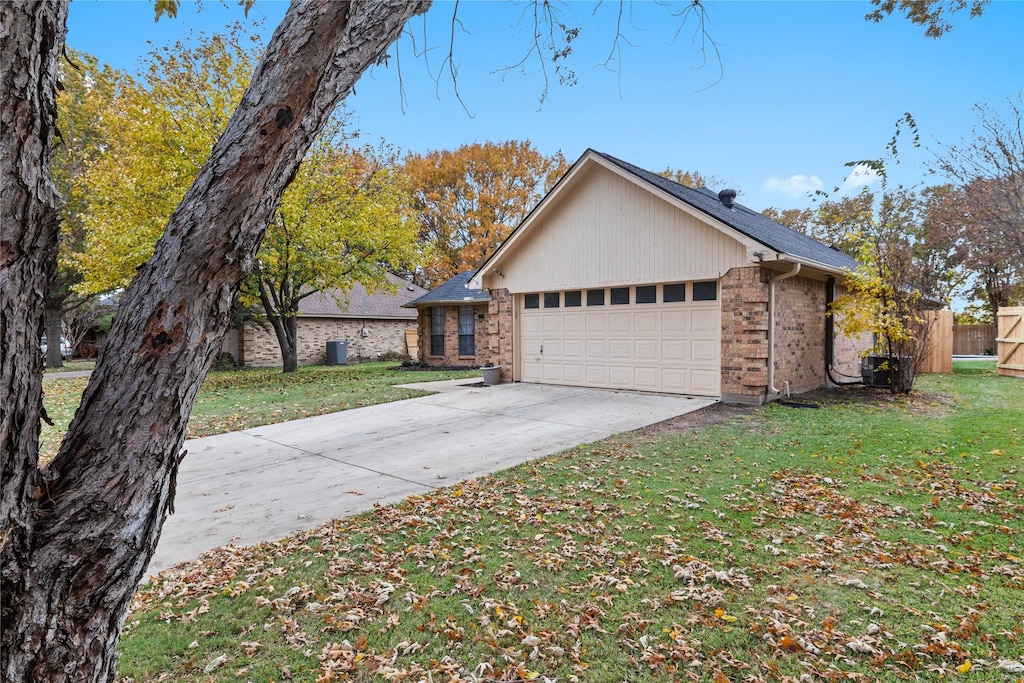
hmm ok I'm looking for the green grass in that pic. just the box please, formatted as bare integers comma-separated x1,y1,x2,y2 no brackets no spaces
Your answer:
117,362,1023,682
39,362,477,461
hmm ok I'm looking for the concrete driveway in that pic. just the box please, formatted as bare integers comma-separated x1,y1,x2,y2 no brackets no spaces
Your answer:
149,381,716,574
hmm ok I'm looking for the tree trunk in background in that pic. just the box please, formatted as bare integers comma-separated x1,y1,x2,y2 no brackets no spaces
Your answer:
1,1,430,680
43,302,64,367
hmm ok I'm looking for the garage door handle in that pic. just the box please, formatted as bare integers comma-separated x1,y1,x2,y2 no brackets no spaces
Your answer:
540,344,543,354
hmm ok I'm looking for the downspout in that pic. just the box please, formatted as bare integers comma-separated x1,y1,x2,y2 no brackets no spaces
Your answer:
825,276,865,386
768,262,801,396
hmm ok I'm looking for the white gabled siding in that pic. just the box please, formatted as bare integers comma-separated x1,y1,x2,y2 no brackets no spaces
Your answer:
495,164,748,292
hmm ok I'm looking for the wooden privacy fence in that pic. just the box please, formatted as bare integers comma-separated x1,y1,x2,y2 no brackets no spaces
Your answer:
997,307,1024,378
953,324,996,356
920,310,953,374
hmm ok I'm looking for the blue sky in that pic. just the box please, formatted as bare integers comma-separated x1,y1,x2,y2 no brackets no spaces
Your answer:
67,0,1023,212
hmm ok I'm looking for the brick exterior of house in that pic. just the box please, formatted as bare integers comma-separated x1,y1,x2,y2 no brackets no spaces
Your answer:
414,288,515,378
719,265,866,404
240,317,415,367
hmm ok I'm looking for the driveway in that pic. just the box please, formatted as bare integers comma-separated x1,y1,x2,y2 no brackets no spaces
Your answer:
149,381,716,574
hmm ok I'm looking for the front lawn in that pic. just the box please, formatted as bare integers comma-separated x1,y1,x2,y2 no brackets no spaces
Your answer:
39,362,477,461
118,363,1023,681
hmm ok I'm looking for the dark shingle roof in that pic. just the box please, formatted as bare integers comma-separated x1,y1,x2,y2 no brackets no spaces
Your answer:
403,271,491,308
592,150,859,272
299,273,425,319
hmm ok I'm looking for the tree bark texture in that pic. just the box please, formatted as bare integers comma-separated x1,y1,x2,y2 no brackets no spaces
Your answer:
1,1,430,680
1,0,69,661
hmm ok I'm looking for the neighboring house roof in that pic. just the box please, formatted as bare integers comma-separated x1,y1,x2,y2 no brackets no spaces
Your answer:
299,273,425,319
471,149,859,288
403,271,491,308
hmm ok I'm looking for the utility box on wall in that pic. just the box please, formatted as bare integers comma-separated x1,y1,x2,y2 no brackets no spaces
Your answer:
326,339,349,365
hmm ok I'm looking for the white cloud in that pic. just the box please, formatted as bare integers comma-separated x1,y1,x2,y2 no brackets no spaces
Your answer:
762,174,823,198
838,163,882,194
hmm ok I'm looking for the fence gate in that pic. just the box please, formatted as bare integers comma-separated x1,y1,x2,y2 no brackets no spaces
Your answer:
997,307,1024,378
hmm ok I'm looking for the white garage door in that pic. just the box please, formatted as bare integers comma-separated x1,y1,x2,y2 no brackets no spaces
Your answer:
519,282,721,396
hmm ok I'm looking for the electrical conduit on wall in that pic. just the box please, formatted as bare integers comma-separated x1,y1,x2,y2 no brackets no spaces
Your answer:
768,262,801,396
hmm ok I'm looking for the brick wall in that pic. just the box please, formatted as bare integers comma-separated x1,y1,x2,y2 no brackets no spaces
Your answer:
722,266,863,403
773,275,827,394
416,292,513,376
242,317,415,367
484,289,513,378
418,304,489,368
720,266,770,403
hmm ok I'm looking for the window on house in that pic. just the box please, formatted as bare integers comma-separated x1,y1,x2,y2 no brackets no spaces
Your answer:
636,285,657,304
693,281,718,301
544,292,560,308
430,307,445,356
458,305,475,356
524,293,540,309
610,287,630,305
663,283,686,302
587,289,605,306
564,290,582,307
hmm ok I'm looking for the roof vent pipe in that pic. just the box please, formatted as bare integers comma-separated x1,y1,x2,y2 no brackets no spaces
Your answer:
718,189,737,208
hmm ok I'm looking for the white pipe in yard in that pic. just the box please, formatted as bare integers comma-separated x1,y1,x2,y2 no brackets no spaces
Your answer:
768,262,802,396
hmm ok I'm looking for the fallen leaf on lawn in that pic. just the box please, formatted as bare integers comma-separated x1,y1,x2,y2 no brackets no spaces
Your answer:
714,608,738,622
846,638,875,654
996,660,1024,673
204,654,228,673
956,661,971,673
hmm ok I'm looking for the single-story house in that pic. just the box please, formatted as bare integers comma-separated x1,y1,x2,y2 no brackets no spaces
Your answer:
409,149,870,404
223,273,426,367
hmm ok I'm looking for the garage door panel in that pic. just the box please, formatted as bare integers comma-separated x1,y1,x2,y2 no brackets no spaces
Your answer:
662,339,689,362
662,310,691,332
564,339,584,358
585,313,607,333
662,368,689,393
542,363,563,382
635,339,659,361
563,364,584,383
635,311,659,333
692,309,719,332
520,288,720,396
563,313,584,334
609,312,632,333
608,365,633,387
634,366,659,390
609,339,632,359
585,365,608,385
692,339,720,363
586,339,607,359
691,369,719,395
521,315,543,334
542,315,563,334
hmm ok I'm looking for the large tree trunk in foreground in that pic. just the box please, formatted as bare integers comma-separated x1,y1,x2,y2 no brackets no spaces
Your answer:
1,1,430,680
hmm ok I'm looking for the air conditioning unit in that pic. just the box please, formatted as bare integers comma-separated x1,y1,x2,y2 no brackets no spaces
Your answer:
860,355,907,388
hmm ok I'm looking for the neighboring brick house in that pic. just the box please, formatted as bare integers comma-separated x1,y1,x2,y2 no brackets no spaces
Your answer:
225,274,426,367
427,149,873,404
